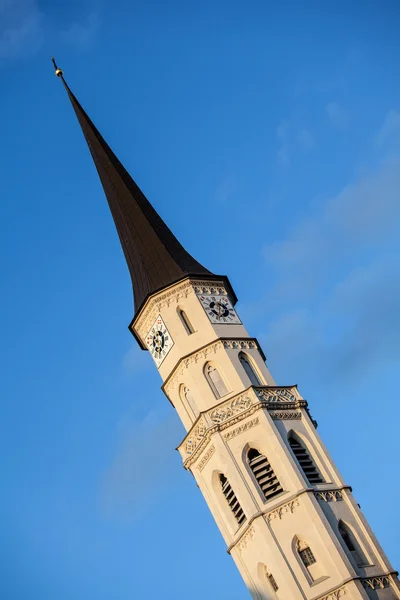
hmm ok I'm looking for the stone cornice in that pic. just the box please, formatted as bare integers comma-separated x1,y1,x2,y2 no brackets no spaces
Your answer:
162,337,265,395
178,385,307,467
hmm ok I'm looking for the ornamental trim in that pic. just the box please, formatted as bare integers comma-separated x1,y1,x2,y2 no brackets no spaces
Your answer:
223,418,259,441
197,445,215,472
317,586,347,600
362,576,392,590
315,490,344,502
237,525,255,552
267,498,300,522
270,411,302,420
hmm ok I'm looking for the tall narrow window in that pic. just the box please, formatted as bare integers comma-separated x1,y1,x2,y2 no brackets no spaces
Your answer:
295,539,321,583
179,309,194,334
205,363,229,398
289,434,323,484
299,546,316,567
338,521,366,567
180,385,199,418
266,570,279,592
247,448,283,502
219,474,246,527
239,352,261,386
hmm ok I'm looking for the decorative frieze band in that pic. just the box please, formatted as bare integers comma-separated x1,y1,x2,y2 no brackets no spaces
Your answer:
223,418,259,441
197,445,215,472
318,586,347,600
267,498,300,522
362,576,392,590
179,386,308,467
237,525,255,552
270,411,301,420
222,340,258,351
315,490,344,502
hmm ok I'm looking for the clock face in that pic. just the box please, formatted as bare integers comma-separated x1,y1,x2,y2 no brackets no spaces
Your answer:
145,315,174,367
198,294,241,324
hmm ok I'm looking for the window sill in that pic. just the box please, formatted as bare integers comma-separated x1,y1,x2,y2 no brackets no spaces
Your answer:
310,576,330,587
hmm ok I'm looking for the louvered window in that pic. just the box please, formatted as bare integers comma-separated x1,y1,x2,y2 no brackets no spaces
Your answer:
299,546,316,567
289,436,323,484
248,448,283,502
268,572,279,592
338,520,366,566
219,474,246,527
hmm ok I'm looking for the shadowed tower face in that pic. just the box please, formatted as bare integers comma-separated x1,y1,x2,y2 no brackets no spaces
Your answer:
54,61,400,600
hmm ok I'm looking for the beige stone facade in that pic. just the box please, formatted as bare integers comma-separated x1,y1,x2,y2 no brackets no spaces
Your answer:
132,277,400,600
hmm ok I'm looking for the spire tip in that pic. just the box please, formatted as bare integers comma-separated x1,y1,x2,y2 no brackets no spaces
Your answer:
51,56,63,78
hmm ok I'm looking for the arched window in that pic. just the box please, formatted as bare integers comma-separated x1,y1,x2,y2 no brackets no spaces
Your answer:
289,434,323,484
265,567,279,592
205,363,229,398
178,309,194,334
239,352,261,386
338,521,367,567
299,545,316,567
295,538,322,583
219,473,246,527
247,448,283,502
180,385,199,418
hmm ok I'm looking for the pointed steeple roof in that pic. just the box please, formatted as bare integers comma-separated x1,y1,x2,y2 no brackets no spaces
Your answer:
52,59,214,315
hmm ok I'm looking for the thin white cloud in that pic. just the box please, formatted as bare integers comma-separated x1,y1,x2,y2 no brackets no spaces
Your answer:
0,0,43,59
276,120,315,167
375,109,400,147
325,101,348,128
297,128,315,151
61,10,100,48
101,409,184,522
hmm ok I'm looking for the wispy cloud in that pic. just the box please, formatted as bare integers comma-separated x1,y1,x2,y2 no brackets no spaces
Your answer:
325,101,348,128
375,109,400,148
0,0,43,59
276,120,315,166
61,10,100,48
101,409,184,522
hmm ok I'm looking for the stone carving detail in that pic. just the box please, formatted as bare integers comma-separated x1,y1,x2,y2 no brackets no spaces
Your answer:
267,498,300,522
210,394,254,424
318,586,347,600
197,445,215,471
237,526,255,552
362,576,391,590
185,417,207,456
315,490,344,502
256,387,299,404
223,418,259,441
270,411,301,420
193,283,227,295
222,340,257,351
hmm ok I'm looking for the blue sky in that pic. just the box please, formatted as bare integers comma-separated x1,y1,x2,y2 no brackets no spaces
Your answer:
1,1,400,598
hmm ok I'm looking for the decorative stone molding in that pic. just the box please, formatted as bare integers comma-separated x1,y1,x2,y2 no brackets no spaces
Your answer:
178,386,308,467
315,490,344,502
256,386,306,408
222,340,257,351
270,411,301,420
210,393,254,424
197,445,215,472
237,525,255,552
135,279,196,339
223,418,259,441
185,417,207,456
318,586,347,600
267,498,300,522
193,282,228,295
362,576,392,590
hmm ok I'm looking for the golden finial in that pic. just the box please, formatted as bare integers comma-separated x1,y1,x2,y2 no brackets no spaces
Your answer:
51,56,63,78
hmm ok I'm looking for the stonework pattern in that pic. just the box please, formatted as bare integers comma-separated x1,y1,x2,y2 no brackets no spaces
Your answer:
237,525,255,552
197,445,215,471
267,498,300,522
223,417,259,441
315,490,344,502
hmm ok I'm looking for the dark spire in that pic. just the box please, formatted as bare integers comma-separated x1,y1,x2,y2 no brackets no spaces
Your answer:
52,58,214,315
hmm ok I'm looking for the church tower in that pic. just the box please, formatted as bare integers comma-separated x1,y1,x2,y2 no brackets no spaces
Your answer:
53,61,400,600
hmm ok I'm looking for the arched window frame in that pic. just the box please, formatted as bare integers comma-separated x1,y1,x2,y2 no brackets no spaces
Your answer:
179,384,199,419
338,520,369,567
238,352,262,386
288,432,324,485
178,307,195,335
293,538,323,584
258,563,279,597
246,447,284,503
204,362,229,399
